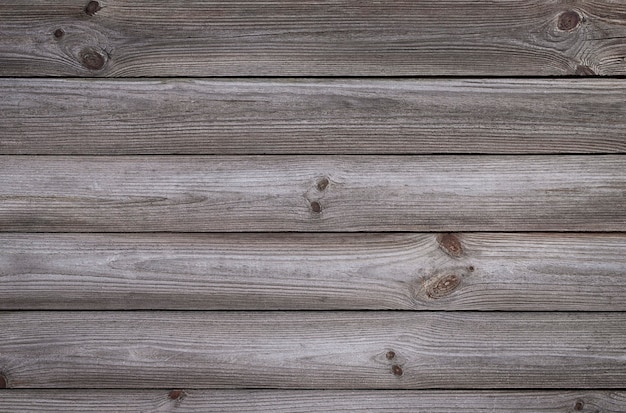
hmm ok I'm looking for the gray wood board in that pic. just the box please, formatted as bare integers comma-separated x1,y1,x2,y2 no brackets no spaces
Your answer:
1,312,625,389
1,1,626,76
2,79,626,154
1,156,624,232
1,233,625,310
0,390,624,412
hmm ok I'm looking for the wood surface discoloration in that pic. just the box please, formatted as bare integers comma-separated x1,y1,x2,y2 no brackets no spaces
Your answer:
2,233,625,310
1,156,624,232
1,1,626,76
1,312,625,389
1,390,625,412
2,79,626,154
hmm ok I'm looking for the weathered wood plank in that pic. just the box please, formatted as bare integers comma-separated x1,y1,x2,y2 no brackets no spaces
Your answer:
2,233,625,310
0,156,624,232
2,79,625,155
1,312,625,388
1,1,626,76
1,390,625,412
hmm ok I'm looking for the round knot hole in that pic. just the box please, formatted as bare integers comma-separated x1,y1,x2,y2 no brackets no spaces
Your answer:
558,11,581,31
316,177,329,191
85,1,102,16
574,399,584,411
80,48,106,71
310,201,322,213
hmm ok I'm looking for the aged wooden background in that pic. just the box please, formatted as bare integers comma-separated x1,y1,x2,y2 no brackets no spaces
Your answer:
1,1,626,411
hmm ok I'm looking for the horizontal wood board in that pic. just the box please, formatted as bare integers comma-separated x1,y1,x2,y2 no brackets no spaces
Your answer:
1,390,625,412
2,79,626,154
1,233,625,310
1,1,626,76
1,312,626,389
0,155,624,232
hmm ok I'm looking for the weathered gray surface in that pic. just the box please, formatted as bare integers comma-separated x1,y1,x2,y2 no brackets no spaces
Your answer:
1,156,624,232
1,233,625,310
1,1,625,76
1,312,625,389
0,390,624,412
2,79,626,155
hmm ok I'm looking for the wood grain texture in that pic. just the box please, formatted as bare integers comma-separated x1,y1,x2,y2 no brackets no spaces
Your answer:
1,156,624,232
1,390,625,412
2,78,626,155
2,233,626,310
1,312,626,389
1,1,626,76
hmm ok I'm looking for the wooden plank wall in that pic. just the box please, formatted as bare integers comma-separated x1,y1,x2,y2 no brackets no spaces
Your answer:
1,1,625,412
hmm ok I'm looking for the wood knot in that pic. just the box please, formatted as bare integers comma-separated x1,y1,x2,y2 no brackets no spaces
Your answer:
168,389,186,401
437,233,463,258
53,28,65,39
0,373,7,389
575,65,596,76
391,364,403,376
426,274,461,299
574,399,584,411
316,177,329,191
558,11,581,31
386,351,396,360
85,1,102,16
80,48,106,71
310,200,322,213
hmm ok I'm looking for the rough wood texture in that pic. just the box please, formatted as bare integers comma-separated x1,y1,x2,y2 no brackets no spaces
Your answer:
2,79,626,155
1,156,624,232
1,1,626,76
1,390,625,412
1,233,625,311
1,312,625,389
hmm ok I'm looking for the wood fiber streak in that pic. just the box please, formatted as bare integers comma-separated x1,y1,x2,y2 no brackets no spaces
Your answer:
2,79,626,154
1,1,626,76
1,233,625,310
1,312,626,389
0,156,624,232
0,390,625,412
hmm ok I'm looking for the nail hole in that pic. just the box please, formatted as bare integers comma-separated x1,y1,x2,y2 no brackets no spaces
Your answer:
53,28,65,39
391,365,403,376
386,351,396,360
